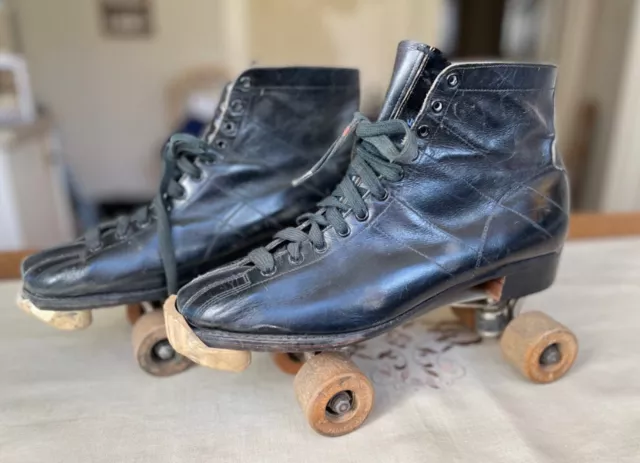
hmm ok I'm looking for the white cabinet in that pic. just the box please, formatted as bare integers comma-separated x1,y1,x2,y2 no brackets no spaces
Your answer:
0,118,74,250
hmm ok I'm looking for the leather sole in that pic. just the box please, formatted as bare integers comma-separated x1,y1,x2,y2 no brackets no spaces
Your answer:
21,286,168,311
165,252,561,362
17,286,167,331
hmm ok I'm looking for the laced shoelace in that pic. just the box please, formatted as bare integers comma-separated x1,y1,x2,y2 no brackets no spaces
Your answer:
247,113,416,274
84,133,221,293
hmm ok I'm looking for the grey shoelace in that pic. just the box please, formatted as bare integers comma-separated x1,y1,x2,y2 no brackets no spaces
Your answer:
247,114,415,274
84,133,221,293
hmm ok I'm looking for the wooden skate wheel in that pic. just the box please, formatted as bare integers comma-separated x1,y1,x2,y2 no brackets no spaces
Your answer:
131,311,192,377
125,304,144,325
272,353,303,375
294,352,374,437
451,306,476,331
500,311,578,383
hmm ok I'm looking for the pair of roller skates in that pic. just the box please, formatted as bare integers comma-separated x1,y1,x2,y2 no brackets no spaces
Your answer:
19,41,578,437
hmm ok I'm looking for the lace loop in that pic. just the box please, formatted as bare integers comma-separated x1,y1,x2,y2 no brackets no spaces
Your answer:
247,114,415,274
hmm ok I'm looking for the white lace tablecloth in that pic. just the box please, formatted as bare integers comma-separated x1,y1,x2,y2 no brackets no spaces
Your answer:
1,238,639,462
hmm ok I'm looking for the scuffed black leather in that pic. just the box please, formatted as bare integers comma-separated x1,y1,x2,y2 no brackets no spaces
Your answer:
22,67,360,309
176,41,569,337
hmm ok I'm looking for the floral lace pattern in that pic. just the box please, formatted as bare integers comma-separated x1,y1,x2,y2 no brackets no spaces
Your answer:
348,313,482,390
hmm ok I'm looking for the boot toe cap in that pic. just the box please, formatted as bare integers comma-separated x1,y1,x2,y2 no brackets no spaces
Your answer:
176,261,254,328
22,246,86,298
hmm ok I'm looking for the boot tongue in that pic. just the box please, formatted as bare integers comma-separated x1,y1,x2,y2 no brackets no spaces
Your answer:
378,41,450,125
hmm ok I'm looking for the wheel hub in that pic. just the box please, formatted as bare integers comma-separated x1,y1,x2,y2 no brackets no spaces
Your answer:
153,340,176,361
326,391,353,416
539,343,561,366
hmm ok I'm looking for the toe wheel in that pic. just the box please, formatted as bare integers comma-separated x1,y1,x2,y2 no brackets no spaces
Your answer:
126,304,144,325
500,311,578,383
272,353,304,375
294,352,374,437
132,311,192,377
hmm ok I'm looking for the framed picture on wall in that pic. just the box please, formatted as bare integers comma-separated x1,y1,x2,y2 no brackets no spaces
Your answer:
99,0,153,38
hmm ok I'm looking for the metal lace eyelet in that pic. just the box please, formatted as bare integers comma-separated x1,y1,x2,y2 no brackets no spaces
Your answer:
215,139,228,150
239,76,251,90
447,73,460,87
288,254,304,265
432,101,444,113
355,210,369,222
88,243,103,253
313,242,329,254
222,121,237,136
138,219,151,229
176,187,188,201
417,125,430,138
260,266,277,277
376,190,389,202
192,169,204,182
394,168,405,182
229,99,245,116
337,226,351,238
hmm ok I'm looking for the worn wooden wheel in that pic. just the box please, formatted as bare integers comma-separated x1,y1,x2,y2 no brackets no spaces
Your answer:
294,352,374,437
272,353,304,375
500,311,578,383
126,304,145,325
131,311,192,377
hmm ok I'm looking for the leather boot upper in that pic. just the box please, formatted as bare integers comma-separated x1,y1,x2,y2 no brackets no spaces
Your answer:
22,67,359,308
176,42,569,336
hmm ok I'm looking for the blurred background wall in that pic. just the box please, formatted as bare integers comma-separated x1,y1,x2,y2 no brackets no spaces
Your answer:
248,0,442,113
11,0,228,200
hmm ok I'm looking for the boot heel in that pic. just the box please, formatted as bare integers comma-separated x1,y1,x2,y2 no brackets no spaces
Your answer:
500,252,561,301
